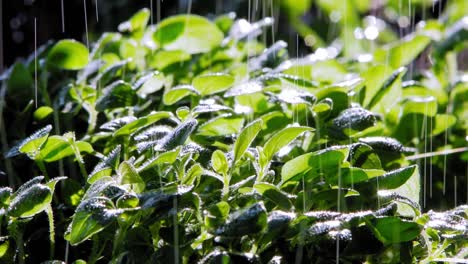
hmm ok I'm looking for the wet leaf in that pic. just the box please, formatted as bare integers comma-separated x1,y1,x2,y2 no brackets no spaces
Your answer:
47,39,89,70
96,81,138,111
6,125,52,159
282,146,349,184
192,73,234,96
215,203,267,237
211,150,228,175
8,184,52,218
118,8,150,33
254,183,292,210
38,136,93,162
233,119,263,164
368,217,422,244
263,126,313,161
155,119,198,151
197,115,244,137
154,15,223,54
114,111,172,136
67,197,122,245
163,85,199,105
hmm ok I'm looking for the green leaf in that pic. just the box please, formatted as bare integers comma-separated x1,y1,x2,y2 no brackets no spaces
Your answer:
114,111,172,136
0,187,12,208
368,67,406,113
88,145,121,183
118,161,145,193
6,62,33,103
331,167,385,186
328,107,378,139
182,163,203,185
281,146,349,184
349,143,382,169
233,119,263,164
197,115,245,137
281,0,312,17
254,183,292,210
211,150,228,175
154,15,224,54
432,114,457,136
374,35,431,69
368,217,422,244
282,60,348,84
38,136,93,162
163,85,199,105
263,126,313,161
138,147,181,172
134,71,165,97
96,81,138,111
47,39,89,70
33,106,54,121
401,96,437,117
148,50,191,70
192,73,235,96
155,119,198,151
67,197,122,245
6,125,52,159
368,165,417,190
118,8,150,33
8,184,52,218
215,203,267,237
46,176,67,194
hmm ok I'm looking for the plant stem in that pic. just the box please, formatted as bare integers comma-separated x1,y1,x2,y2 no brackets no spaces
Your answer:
36,160,50,180
46,205,55,259
16,229,25,264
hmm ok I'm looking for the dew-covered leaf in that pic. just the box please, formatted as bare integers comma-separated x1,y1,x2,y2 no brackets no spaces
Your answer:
215,203,267,237
95,81,138,111
8,184,52,218
328,107,378,139
114,112,173,137
100,116,137,132
6,125,52,159
88,145,121,184
155,119,198,151
67,197,122,245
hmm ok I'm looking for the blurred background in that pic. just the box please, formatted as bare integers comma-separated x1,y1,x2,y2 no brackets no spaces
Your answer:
3,0,462,72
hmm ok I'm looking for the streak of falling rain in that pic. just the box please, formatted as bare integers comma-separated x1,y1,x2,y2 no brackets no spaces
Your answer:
150,0,153,24
157,0,161,24
83,0,89,48
61,0,65,32
95,0,99,22
34,17,38,108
